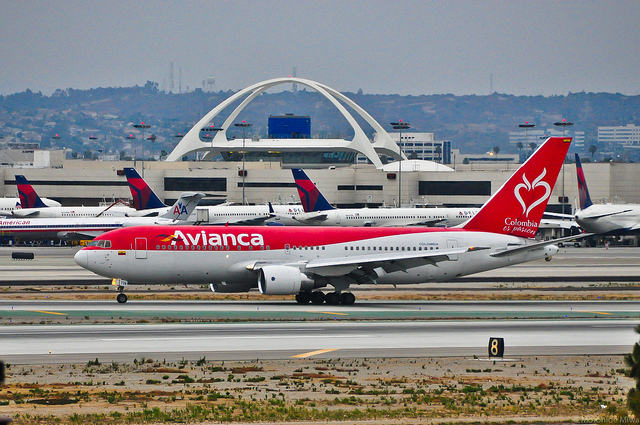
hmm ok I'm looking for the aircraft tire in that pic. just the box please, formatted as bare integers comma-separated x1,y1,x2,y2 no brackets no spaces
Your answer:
117,293,128,304
310,291,326,304
325,292,341,305
340,292,356,305
295,292,311,304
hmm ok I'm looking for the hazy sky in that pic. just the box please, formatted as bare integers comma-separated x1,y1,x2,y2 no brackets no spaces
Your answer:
2,0,639,97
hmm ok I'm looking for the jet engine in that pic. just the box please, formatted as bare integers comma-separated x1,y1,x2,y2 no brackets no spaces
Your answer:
258,266,313,295
209,282,254,293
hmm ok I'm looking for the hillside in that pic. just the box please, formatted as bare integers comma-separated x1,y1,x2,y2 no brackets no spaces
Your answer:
1,82,639,160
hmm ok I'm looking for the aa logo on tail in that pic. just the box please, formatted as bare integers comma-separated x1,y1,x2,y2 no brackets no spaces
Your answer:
173,203,189,216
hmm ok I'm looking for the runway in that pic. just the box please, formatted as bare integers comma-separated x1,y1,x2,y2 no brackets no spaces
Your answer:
0,246,639,365
0,318,637,365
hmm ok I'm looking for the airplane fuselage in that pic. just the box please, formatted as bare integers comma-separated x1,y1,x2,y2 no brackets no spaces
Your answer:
575,204,640,234
75,225,556,289
294,207,478,227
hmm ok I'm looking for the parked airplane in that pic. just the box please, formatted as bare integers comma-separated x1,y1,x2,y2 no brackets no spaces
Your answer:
10,175,135,218
0,197,60,216
289,168,477,226
123,166,305,225
574,153,640,234
0,192,203,242
76,137,580,305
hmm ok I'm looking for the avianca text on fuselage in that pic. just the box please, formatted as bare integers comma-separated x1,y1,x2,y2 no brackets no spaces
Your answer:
167,229,265,248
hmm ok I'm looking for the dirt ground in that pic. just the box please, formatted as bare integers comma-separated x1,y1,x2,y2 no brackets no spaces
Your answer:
0,353,634,424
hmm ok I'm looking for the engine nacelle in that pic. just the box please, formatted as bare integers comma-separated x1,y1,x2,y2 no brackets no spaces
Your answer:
209,282,254,293
258,266,313,295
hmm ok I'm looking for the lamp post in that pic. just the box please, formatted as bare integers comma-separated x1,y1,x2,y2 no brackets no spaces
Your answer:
126,133,136,165
133,122,150,177
518,122,535,161
554,119,574,218
391,120,410,207
200,125,223,161
234,121,252,205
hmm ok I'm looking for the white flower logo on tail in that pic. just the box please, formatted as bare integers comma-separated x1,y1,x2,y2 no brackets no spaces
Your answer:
514,168,551,217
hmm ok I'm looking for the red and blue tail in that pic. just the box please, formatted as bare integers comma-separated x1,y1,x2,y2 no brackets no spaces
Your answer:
462,137,572,238
16,175,48,209
124,168,166,210
575,154,593,210
291,168,336,212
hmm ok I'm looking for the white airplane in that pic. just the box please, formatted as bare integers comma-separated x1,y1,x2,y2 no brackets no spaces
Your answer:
122,166,304,225
574,153,640,234
289,168,477,227
0,197,60,216
9,175,134,218
0,192,204,242
76,137,583,305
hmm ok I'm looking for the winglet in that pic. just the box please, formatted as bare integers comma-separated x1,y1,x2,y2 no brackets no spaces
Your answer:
575,154,593,210
462,137,572,238
124,167,166,210
16,175,48,208
291,168,336,212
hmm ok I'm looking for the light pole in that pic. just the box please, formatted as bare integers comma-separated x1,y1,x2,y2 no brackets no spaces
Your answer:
200,125,223,161
234,121,252,205
554,119,574,218
126,133,136,165
519,122,535,161
133,122,150,177
391,120,410,207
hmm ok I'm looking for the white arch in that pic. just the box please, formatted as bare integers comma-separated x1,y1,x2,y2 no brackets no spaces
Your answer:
166,77,406,166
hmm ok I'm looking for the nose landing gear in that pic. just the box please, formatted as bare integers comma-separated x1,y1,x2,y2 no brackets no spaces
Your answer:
113,278,128,303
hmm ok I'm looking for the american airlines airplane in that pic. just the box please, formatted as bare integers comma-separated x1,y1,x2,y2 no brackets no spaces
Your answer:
0,192,203,242
123,166,305,225
76,137,579,305
574,153,640,234
10,175,135,218
289,168,478,226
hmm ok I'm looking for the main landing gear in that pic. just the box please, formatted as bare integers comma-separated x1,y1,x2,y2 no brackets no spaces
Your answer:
295,291,356,305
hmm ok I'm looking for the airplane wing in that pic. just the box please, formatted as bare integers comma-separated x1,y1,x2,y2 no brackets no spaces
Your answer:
539,218,578,230
248,246,476,284
11,210,40,217
490,233,593,258
56,231,105,241
292,211,329,223
580,209,634,220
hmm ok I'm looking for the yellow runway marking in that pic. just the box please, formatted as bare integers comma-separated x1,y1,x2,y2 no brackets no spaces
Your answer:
308,311,349,316
30,310,66,316
576,311,612,315
291,349,338,359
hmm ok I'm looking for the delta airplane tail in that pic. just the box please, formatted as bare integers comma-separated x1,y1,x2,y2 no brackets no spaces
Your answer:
462,137,572,237
16,175,48,209
124,167,166,210
291,168,336,212
575,154,593,210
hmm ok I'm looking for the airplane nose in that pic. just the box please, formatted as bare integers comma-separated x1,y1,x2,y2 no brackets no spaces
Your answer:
74,249,89,268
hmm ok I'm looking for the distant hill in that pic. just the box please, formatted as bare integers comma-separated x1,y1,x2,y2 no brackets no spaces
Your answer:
1,81,639,160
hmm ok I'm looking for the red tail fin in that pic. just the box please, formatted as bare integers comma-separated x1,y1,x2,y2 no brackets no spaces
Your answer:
462,137,572,237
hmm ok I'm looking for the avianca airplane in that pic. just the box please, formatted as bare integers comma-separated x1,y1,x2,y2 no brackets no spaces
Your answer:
0,192,203,242
574,153,640,234
290,168,477,227
123,166,305,225
10,175,135,218
76,137,578,305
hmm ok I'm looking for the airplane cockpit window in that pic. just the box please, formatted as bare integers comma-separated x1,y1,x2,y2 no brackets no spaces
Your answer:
87,240,111,248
